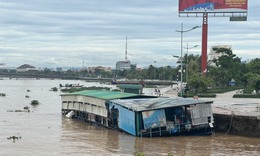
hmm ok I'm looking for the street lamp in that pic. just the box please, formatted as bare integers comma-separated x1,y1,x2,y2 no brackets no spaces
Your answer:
183,44,199,82
172,55,183,96
175,23,200,97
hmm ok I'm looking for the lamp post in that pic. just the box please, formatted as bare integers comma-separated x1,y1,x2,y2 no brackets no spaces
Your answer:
172,55,182,95
175,23,200,97
183,44,199,82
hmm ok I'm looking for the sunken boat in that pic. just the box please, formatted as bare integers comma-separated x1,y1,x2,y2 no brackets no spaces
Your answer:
61,90,214,137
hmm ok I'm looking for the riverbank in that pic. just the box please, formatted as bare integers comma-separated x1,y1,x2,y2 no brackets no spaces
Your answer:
213,109,260,137
0,73,175,85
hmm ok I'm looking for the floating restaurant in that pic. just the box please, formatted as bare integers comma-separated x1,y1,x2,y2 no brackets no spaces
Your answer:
61,90,214,137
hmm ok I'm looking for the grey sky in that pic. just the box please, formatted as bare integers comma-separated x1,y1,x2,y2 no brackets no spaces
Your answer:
0,0,259,69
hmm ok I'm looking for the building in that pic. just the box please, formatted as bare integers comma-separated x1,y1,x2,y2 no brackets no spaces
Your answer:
0,63,7,69
115,36,133,71
108,98,214,137
88,66,112,73
208,45,232,66
17,64,37,72
116,60,131,71
61,90,214,137
0,63,6,68
61,90,149,128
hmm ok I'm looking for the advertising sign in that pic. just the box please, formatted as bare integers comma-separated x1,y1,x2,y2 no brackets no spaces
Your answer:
179,0,248,13
142,109,166,129
230,16,247,21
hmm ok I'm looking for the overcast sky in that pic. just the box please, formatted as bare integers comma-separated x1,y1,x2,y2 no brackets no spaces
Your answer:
0,0,259,69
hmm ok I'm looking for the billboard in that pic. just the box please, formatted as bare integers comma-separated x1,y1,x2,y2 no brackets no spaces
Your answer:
179,0,248,13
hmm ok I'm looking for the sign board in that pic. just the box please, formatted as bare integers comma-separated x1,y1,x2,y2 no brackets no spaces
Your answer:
230,16,247,21
179,0,248,13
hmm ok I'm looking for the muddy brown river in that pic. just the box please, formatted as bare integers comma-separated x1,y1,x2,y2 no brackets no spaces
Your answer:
1,79,259,156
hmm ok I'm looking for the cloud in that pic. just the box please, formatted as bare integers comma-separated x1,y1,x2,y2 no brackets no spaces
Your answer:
0,0,259,69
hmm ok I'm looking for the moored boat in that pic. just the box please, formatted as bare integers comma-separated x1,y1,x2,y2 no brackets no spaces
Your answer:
61,90,214,137
59,83,84,88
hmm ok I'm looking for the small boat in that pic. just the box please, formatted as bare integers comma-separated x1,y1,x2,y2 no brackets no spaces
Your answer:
59,83,84,88
111,79,117,84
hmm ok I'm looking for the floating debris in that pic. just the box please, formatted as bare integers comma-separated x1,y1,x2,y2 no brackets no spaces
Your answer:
25,95,30,98
7,109,30,113
7,133,22,142
7,105,30,113
65,111,75,118
27,89,31,92
7,136,21,140
0,93,6,97
30,100,39,106
59,83,84,88
23,106,30,110
50,87,58,91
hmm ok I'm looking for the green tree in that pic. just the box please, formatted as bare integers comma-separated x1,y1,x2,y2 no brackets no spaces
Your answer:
241,72,255,87
130,64,137,71
164,66,177,80
147,65,156,79
184,54,200,81
189,74,212,94
246,58,260,75
248,74,260,94
209,47,243,88
208,66,229,88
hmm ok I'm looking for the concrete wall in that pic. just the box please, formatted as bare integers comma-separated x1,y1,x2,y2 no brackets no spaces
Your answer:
214,114,260,137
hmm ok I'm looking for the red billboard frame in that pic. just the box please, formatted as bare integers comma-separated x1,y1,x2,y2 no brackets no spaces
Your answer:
179,0,248,13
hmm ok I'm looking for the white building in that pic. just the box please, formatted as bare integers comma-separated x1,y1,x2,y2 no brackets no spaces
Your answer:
0,63,7,69
116,36,132,71
17,64,37,72
116,60,131,71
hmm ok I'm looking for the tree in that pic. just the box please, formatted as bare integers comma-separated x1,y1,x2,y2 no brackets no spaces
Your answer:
130,64,137,71
248,74,260,95
241,72,255,87
147,65,156,79
209,47,243,88
189,73,212,94
208,66,229,88
246,58,260,75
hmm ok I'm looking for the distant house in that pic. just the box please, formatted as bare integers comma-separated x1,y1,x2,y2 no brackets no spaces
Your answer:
0,63,7,70
17,64,37,72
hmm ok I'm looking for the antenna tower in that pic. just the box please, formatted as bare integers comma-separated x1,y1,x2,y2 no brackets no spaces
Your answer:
125,36,127,60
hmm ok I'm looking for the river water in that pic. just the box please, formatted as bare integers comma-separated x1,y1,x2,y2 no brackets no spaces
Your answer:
0,78,259,156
